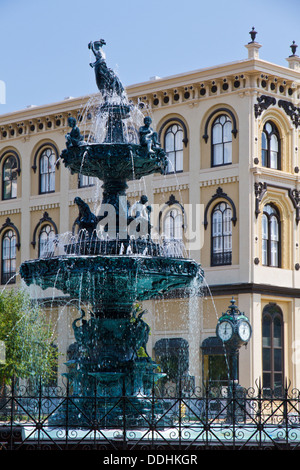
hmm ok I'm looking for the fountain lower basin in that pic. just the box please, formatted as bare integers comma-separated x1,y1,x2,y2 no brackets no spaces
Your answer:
20,254,203,317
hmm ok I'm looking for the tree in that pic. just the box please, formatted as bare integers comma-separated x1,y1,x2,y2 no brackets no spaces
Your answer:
0,288,58,388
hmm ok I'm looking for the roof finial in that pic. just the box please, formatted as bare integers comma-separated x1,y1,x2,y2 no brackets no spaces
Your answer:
290,40,298,57
249,27,257,43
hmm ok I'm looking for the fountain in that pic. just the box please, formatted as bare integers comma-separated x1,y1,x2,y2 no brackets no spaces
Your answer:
19,39,204,427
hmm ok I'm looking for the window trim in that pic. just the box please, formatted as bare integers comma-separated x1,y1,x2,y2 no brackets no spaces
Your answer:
202,108,238,143
163,123,184,174
262,304,284,394
261,203,281,268
261,121,281,170
211,114,233,167
2,154,18,200
210,201,233,266
1,229,17,285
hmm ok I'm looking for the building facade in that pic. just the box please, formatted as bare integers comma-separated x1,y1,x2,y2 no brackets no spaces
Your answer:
1,34,300,392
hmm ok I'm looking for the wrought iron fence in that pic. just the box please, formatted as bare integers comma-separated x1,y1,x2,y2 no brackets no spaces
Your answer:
1,378,300,450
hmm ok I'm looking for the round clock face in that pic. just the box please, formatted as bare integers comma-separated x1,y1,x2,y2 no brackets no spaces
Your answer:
217,320,233,342
238,320,251,342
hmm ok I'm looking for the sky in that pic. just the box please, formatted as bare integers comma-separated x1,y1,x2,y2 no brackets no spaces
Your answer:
1,0,300,115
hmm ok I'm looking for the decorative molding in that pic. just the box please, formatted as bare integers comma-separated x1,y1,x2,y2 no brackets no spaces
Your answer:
199,176,238,187
203,186,237,229
0,217,21,250
202,108,238,143
29,203,60,212
278,99,300,128
254,95,276,118
254,182,267,217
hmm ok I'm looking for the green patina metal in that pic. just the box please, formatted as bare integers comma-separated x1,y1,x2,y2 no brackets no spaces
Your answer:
19,39,204,427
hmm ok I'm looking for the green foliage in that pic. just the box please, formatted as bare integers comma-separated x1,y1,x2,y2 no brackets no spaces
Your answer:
0,288,58,385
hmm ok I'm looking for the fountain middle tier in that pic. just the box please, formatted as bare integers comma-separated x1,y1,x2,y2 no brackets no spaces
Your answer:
61,141,168,182
20,254,203,318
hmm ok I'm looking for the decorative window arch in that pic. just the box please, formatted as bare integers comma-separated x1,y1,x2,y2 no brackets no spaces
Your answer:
0,150,21,200
31,212,58,258
211,114,233,166
261,121,281,169
1,229,17,284
262,203,281,267
204,187,237,230
262,303,284,394
32,143,59,194
159,118,188,174
202,108,238,167
159,194,185,237
38,224,56,258
164,208,183,240
2,154,18,200
211,201,232,266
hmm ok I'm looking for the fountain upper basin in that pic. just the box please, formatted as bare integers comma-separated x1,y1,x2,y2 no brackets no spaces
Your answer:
61,142,168,181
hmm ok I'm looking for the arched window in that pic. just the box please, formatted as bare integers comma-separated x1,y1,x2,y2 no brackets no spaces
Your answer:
211,202,232,266
262,304,284,395
164,208,183,239
1,229,16,284
39,148,56,193
261,121,280,169
2,155,17,200
164,124,183,173
38,224,55,258
262,204,280,267
212,115,232,166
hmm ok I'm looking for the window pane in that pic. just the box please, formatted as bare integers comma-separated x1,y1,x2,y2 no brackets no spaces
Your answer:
223,142,232,164
270,151,278,169
175,129,183,151
212,123,222,144
274,348,282,371
273,317,282,347
263,348,271,371
213,144,223,165
262,317,271,346
165,131,174,152
167,152,175,172
270,134,278,152
175,150,183,172
223,121,232,142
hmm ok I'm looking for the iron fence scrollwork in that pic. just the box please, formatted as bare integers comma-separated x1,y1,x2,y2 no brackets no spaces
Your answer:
1,377,300,450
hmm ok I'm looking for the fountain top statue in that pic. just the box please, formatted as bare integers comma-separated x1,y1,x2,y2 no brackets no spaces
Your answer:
88,39,125,99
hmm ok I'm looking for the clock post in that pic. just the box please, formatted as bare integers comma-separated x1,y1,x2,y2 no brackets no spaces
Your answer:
216,297,252,422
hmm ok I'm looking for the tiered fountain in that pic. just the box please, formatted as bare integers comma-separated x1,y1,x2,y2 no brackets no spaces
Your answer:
19,39,204,427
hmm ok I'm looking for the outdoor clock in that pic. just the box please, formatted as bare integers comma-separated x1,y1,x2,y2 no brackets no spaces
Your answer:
237,319,252,343
216,320,233,342
216,297,252,349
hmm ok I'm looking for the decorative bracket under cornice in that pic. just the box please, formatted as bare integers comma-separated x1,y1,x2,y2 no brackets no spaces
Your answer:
278,100,300,128
288,188,300,224
254,95,276,118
